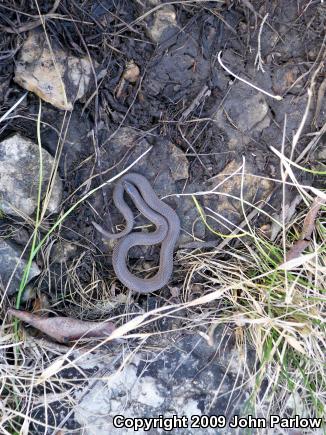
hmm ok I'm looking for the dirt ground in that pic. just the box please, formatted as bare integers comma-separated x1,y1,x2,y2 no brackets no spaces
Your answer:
0,0,325,434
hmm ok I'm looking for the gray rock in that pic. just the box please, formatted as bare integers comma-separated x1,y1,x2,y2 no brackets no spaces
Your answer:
272,64,301,95
74,331,253,434
143,28,210,104
176,194,206,245
213,81,270,150
14,31,92,111
50,240,78,264
0,239,40,296
262,93,315,147
0,134,62,216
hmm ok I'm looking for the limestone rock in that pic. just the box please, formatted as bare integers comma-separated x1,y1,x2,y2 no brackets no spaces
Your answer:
0,239,40,296
146,3,178,43
0,134,62,216
73,332,253,434
14,31,92,111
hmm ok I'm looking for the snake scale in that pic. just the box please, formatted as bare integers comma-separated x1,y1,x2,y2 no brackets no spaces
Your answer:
93,173,180,293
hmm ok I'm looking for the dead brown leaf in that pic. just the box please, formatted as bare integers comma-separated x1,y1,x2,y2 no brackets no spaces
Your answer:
285,197,325,263
8,308,115,344
301,197,326,240
285,239,311,262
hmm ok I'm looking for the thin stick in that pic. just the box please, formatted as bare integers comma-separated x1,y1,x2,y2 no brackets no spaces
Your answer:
217,51,282,100
254,13,269,73
0,92,28,123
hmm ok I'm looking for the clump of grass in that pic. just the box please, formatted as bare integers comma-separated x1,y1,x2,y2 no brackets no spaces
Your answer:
178,155,325,421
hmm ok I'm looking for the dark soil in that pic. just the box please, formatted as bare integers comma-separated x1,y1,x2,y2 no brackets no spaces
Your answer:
0,0,325,433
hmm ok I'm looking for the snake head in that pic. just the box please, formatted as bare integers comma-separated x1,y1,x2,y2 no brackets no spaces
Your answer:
123,181,140,199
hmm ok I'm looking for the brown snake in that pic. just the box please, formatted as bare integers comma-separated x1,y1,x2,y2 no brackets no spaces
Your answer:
93,173,180,293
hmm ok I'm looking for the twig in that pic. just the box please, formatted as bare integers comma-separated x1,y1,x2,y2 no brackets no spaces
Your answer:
254,14,269,73
291,89,313,158
295,121,326,164
177,125,206,170
314,77,326,126
179,85,211,122
217,51,282,100
0,0,62,34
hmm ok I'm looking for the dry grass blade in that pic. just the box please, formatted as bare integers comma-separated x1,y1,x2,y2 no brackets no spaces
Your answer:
0,0,62,33
0,92,28,123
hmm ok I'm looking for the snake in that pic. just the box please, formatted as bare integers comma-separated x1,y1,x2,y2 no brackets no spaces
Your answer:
93,173,180,293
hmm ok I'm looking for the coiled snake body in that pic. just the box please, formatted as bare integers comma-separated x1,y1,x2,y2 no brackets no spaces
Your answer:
93,173,180,293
